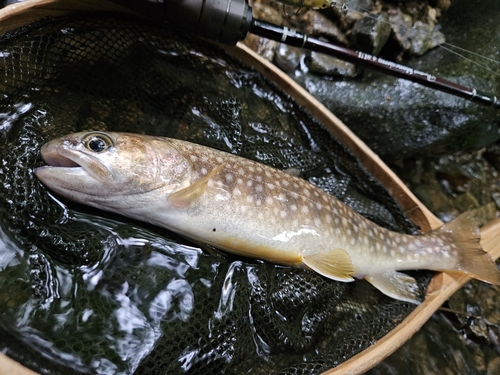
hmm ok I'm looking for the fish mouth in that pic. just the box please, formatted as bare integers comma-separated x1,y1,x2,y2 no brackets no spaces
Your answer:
34,141,92,190
40,147,82,169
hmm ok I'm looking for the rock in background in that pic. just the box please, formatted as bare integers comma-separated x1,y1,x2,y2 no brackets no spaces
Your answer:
243,0,500,161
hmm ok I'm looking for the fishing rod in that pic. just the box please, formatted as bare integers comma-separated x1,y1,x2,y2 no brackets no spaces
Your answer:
110,0,500,110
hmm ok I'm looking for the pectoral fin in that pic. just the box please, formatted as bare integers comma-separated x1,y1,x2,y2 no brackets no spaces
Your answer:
302,248,355,282
365,272,421,304
168,163,225,208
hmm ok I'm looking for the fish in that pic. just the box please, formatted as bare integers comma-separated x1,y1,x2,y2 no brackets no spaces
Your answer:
35,131,500,303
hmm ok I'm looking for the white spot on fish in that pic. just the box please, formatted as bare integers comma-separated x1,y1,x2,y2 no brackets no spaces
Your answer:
216,156,223,163
247,180,253,188
265,171,272,178
238,167,244,175
301,206,309,214
256,199,262,206
248,166,255,172
233,188,241,196
256,175,263,183
293,183,299,189
281,210,287,219
266,197,273,206
267,183,275,190
256,184,263,193
190,155,198,162
291,204,297,211
282,180,290,187
201,168,208,175
225,173,234,183
237,178,243,185
246,196,253,204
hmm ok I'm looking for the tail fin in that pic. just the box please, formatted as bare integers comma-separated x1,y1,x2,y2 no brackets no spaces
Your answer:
440,212,500,284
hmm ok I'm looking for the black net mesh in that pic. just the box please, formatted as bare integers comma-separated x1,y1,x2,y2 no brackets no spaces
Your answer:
0,13,431,375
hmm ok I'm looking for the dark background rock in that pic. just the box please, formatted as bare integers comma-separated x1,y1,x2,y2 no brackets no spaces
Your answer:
293,0,500,161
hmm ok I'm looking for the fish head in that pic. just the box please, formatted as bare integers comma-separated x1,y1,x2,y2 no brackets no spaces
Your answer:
35,131,192,209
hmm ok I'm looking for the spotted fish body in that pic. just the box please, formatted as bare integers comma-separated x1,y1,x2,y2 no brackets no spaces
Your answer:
35,132,500,303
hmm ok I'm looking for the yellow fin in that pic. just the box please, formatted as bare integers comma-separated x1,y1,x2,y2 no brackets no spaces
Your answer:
365,272,421,304
438,211,500,285
168,163,225,208
302,248,355,282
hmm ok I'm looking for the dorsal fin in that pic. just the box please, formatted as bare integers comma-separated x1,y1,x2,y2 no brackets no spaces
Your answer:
168,163,225,208
302,248,355,282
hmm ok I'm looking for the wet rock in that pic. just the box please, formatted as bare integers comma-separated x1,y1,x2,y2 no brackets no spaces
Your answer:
242,34,277,62
391,148,500,222
434,153,484,195
484,142,500,170
305,51,358,77
299,9,349,46
487,356,500,375
410,20,446,55
332,0,374,30
349,13,392,55
274,43,303,73
292,0,500,160
430,0,451,10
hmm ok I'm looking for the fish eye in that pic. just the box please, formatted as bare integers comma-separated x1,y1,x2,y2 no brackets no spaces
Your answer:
83,133,114,153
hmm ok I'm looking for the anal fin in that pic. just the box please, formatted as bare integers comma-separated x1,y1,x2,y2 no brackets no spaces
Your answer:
168,163,225,208
303,248,355,282
365,272,421,304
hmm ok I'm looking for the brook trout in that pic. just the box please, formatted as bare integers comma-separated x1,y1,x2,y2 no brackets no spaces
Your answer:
35,132,500,303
